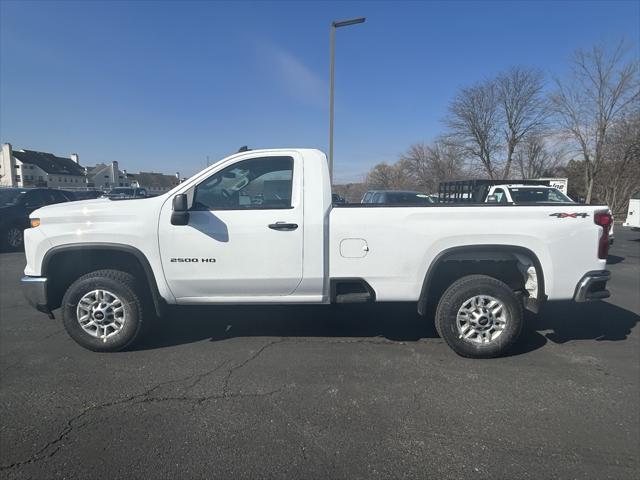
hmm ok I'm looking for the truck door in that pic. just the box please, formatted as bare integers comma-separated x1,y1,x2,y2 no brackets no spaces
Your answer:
158,153,304,300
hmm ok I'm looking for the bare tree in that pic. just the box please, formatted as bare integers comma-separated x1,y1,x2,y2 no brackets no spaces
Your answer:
446,80,502,179
365,162,407,190
397,143,431,190
496,67,548,178
397,140,467,192
595,113,640,215
515,134,564,179
427,139,467,184
550,40,639,203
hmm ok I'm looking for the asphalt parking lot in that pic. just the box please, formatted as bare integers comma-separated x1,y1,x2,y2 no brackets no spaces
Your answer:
1,229,638,480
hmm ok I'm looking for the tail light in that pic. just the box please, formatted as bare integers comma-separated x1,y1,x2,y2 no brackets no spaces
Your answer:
594,211,612,259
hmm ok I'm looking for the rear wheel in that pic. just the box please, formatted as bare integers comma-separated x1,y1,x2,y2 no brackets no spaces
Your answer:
435,274,523,358
62,269,146,352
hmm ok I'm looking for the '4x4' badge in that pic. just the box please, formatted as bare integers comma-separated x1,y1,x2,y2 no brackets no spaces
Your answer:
549,212,589,218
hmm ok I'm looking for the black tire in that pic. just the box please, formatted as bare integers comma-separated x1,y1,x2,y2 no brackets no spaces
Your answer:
61,269,146,352
3,225,24,251
435,274,523,358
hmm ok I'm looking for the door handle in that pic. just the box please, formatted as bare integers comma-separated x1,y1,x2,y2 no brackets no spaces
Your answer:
268,222,298,231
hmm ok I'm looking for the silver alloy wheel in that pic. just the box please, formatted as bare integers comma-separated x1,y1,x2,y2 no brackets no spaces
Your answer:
456,295,508,344
76,289,126,341
7,227,22,248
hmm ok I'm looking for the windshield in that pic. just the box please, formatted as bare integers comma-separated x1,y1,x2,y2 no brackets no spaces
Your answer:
109,188,134,194
508,187,573,203
0,190,25,206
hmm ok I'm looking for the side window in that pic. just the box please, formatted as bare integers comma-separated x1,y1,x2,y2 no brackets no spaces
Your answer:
193,156,294,210
493,188,507,203
372,192,383,203
548,189,565,202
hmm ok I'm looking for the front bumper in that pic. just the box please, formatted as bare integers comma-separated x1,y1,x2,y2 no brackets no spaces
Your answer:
574,270,611,302
21,276,52,317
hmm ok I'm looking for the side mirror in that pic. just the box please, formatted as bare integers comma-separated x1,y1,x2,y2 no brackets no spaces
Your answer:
486,194,498,203
171,194,190,225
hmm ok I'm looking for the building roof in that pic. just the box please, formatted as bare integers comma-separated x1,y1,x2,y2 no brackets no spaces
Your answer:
85,163,108,176
128,171,179,189
12,149,85,176
87,163,120,179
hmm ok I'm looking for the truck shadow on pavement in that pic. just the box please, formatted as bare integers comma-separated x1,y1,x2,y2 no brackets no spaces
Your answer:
132,300,639,357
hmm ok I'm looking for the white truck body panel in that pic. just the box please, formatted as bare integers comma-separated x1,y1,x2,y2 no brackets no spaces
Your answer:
330,206,603,301
623,198,640,229
23,148,609,307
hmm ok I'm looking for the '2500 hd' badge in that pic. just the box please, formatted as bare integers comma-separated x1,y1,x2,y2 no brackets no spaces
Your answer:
170,258,217,263
549,213,589,218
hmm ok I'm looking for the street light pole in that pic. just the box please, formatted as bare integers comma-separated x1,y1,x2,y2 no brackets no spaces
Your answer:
329,17,365,184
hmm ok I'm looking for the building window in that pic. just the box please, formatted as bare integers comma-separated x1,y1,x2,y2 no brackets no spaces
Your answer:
16,175,21,180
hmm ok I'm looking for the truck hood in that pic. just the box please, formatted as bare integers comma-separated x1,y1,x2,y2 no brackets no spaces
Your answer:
30,196,166,224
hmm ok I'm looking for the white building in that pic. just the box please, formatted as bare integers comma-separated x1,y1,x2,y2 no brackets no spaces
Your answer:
85,161,130,190
0,143,87,188
127,171,180,195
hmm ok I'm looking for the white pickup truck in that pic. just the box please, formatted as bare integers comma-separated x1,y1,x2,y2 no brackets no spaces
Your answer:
485,184,573,204
21,149,613,358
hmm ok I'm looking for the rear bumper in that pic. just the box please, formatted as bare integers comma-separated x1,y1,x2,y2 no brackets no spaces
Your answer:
574,270,610,302
21,276,52,316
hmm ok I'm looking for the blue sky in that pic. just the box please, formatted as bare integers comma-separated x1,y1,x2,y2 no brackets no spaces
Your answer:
1,0,638,182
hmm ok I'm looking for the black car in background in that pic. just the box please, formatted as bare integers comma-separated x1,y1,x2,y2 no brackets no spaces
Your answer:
360,190,435,205
103,187,149,199
0,188,70,250
63,190,102,201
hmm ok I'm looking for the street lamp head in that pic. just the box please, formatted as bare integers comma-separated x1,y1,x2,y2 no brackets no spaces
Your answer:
332,17,366,28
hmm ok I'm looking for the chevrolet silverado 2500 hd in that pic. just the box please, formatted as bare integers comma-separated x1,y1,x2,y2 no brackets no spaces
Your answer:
21,149,613,357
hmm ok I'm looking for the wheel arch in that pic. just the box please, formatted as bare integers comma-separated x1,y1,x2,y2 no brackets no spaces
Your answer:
42,243,165,316
417,244,546,316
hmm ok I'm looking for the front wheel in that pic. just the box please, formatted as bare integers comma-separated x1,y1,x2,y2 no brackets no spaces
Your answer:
435,275,523,358
61,269,146,352
4,226,24,251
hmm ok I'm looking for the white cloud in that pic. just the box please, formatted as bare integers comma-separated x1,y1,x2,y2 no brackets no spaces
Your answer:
257,41,327,108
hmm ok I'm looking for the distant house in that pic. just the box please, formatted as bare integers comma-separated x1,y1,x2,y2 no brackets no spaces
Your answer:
127,171,180,195
85,161,130,190
0,143,87,188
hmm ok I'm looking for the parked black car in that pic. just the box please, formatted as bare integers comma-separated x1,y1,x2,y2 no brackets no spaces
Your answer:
0,188,70,250
103,187,149,199
63,190,102,201
360,190,435,205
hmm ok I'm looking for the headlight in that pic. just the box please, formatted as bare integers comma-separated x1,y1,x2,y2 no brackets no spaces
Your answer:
30,218,41,228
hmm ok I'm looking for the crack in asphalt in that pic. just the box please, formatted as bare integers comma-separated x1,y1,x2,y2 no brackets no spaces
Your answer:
1,336,412,472
0,342,285,473
222,338,285,397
